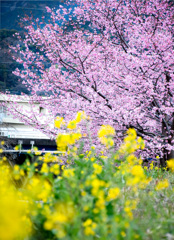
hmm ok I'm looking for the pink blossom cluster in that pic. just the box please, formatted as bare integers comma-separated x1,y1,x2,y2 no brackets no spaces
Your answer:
3,0,174,162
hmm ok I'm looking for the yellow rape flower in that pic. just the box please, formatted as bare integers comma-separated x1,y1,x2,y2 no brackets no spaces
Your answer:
167,159,174,172
50,164,60,175
124,206,133,220
137,137,145,149
2,156,7,161
107,187,120,201
126,154,137,165
63,168,75,178
53,203,75,223
26,177,51,202
56,132,82,149
14,145,19,150
83,219,96,236
121,231,126,237
14,165,20,171
83,219,93,227
91,179,106,197
93,163,102,174
150,162,153,170
91,178,101,189
124,222,130,228
54,116,65,128
67,120,77,129
99,136,114,148
93,208,100,214
95,197,105,210
134,234,140,239
0,165,32,240
84,226,95,236
98,125,115,148
13,165,22,180
98,125,115,138
43,152,58,163
44,201,75,238
126,128,137,139
155,179,169,191
41,163,49,174
126,177,140,186
81,190,86,196
37,181,52,202
131,165,144,177
1,141,5,145
83,206,89,212
75,111,86,123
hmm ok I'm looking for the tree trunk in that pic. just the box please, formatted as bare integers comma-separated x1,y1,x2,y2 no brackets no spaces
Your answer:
161,117,174,168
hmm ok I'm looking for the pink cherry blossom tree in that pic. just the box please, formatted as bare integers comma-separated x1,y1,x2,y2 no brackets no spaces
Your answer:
3,0,174,165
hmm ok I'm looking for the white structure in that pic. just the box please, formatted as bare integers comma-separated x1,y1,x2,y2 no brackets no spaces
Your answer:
0,94,54,139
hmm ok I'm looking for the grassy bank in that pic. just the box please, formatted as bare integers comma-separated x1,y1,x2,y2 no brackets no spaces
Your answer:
0,114,174,240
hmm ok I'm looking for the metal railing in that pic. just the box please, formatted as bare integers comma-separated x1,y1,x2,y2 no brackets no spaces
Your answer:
0,149,65,154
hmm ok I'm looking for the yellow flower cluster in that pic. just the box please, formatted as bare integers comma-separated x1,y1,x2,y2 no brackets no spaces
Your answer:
67,119,77,129
155,179,169,191
0,110,173,240
38,161,60,175
98,125,115,138
90,178,105,196
26,176,52,202
125,159,151,189
13,164,25,180
63,168,75,178
0,164,32,240
54,111,86,150
117,130,151,190
167,159,174,172
67,111,86,129
83,219,97,236
126,154,139,165
98,125,115,148
54,116,65,128
106,187,120,201
44,201,76,238
150,162,154,170
75,111,86,123
124,200,138,220
43,152,59,163
126,165,147,186
93,163,102,174
84,171,121,215
119,129,145,155
56,132,82,150
55,111,86,130
50,164,60,175
41,162,49,174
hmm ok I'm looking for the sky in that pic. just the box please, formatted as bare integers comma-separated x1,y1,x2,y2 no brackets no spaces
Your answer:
0,1,70,93
0,0,66,30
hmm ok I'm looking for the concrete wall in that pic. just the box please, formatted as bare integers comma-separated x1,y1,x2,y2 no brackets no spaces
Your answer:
0,94,54,139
